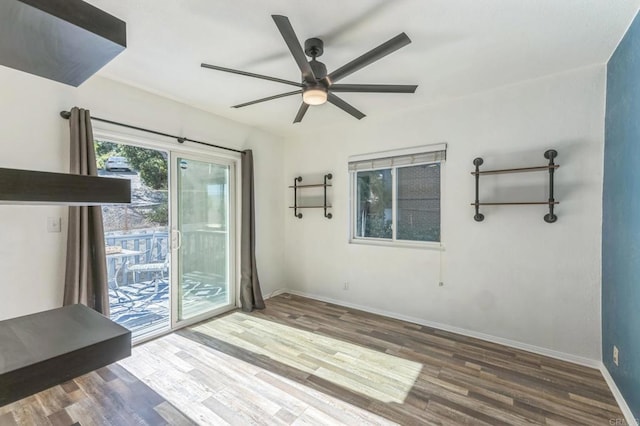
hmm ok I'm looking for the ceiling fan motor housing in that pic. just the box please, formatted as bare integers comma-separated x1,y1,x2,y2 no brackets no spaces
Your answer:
304,37,324,58
304,38,328,82
309,59,327,82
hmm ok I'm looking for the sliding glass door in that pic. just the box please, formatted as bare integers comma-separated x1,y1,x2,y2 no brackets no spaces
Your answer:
172,154,236,326
96,133,238,340
96,140,171,340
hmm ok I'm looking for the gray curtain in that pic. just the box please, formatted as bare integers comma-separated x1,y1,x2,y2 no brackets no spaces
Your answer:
240,150,265,312
63,108,109,315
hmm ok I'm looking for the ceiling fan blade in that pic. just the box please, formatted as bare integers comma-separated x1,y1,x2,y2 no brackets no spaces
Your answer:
293,103,310,123
326,33,411,84
201,63,303,88
330,84,418,93
327,93,365,120
233,90,302,108
272,15,316,84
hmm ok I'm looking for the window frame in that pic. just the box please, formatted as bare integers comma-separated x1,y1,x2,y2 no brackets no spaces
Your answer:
349,147,445,250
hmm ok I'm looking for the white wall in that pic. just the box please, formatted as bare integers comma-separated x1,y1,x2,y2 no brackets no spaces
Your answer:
282,64,606,361
0,60,605,361
0,66,284,320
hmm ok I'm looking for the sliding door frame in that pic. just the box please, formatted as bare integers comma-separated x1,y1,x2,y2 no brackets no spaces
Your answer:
93,126,242,340
169,151,239,329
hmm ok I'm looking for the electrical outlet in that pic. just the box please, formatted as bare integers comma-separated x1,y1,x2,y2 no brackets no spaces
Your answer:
613,345,619,366
343,282,349,290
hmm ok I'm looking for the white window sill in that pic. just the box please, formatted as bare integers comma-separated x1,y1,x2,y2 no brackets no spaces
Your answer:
348,238,445,251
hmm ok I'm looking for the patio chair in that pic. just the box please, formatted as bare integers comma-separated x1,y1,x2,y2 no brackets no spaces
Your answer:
126,255,169,293
113,233,169,293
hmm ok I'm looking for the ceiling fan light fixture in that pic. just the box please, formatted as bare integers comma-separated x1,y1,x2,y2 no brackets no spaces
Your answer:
202,15,416,123
303,87,327,105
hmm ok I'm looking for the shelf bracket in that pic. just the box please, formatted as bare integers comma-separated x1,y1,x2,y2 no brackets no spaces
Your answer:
293,176,302,218
473,158,485,222
324,174,333,219
543,149,558,223
471,150,559,223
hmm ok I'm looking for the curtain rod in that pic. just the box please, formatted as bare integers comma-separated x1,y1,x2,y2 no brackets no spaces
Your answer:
59,110,245,154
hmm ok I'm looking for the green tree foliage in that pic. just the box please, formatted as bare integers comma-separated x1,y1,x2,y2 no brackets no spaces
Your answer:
95,140,169,225
119,145,168,190
95,141,119,157
118,145,168,224
144,198,168,225
357,170,392,238
94,141,119,170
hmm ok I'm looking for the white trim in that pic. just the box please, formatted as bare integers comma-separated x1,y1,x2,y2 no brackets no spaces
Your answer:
348,238,445,251
264,288,288,300
131,327,173,346
280,289,601,368
600,363,639,426
348,143,447,163
169,152,179,328
391,167,397,240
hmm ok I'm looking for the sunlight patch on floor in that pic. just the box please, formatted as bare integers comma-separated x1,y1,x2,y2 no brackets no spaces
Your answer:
120,332,394,425
192,312,422,404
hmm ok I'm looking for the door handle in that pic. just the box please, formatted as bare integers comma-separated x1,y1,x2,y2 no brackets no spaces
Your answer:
172,230,182,250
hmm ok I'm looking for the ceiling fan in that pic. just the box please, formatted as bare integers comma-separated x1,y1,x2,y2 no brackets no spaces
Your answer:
201,15,418,123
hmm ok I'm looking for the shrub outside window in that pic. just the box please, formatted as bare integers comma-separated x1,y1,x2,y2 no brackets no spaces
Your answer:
349,145,445,247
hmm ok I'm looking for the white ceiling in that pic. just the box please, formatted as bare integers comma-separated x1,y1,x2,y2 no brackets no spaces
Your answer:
88,0,639,137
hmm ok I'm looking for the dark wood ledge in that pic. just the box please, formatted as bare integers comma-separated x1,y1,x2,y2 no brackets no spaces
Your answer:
0,304,131,406
0,167,131,205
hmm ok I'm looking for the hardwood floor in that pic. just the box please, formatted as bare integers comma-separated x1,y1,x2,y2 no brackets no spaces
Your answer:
128,294,623,425
0,294,626,425
0,364,194,425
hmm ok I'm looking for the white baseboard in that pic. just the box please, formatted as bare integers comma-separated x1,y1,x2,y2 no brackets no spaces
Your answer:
264,288,288,300
600,363,638,426
278,289,600,369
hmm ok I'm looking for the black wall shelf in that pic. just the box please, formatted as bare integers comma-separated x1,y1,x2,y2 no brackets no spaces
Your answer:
0,167,131,205
290,174,332,219
0,0,126,87
471,149,559,223
0,304,131,406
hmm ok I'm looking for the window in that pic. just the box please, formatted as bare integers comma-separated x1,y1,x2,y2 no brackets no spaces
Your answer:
349,145,445,246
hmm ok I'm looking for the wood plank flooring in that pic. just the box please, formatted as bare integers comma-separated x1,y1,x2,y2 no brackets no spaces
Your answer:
0,364,194,425
1,294,626,425
126,294,623,425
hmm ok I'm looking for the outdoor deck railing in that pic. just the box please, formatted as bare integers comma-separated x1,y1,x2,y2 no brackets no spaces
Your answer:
105,229,227,285
105,231,168,285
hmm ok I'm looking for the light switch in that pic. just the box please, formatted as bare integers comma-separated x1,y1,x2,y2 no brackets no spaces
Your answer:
47,217,61,233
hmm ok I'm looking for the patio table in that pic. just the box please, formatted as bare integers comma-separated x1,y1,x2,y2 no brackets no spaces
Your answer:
107,249,143,286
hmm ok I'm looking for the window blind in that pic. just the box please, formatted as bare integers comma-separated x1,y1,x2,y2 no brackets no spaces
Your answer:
348,147,446,172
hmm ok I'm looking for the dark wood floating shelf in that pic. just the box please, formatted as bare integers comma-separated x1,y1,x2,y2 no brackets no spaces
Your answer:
287,184,332,188
472,150,559,223
0,304,131,406
471,164,559,176
0,167,131,205
471,202,560,206
291,174,333,219
0,0,127,87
